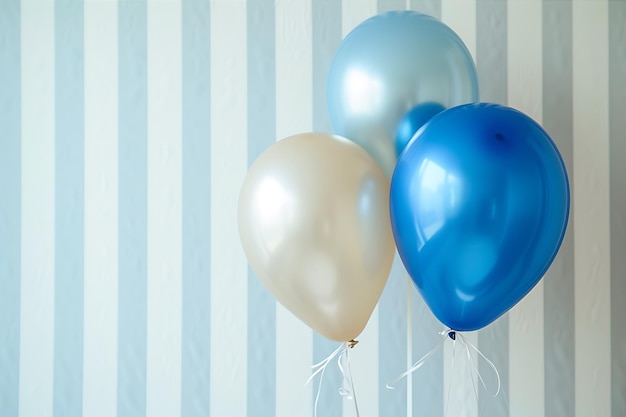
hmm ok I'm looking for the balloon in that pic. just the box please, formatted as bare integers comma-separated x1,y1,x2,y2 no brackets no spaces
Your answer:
327,11,478,177
395,102,446,156
238,133,395,342
390,103,570,331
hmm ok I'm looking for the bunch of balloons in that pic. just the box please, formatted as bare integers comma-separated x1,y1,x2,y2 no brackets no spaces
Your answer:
238,11,569,342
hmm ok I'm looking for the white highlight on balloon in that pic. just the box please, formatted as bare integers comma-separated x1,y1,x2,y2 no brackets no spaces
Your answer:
416,158,459,244
256,177,292,222
344,68,383,115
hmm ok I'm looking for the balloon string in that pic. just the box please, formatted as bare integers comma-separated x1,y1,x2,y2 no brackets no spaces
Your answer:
444,337,457,417
464,341,481,411
306,340,359,417
386,329,502,401
386,329,450,389
338,345,360,417
456,332,501,398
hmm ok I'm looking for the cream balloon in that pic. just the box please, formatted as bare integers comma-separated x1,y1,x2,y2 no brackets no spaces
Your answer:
238,133,395,342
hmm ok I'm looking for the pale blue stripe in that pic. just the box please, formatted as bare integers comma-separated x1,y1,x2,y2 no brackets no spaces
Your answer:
0,1,21,415
312,0,343,415
246,1,276,416
378,257,408,417
54,2,84,416
411,296,442,415
476,0,507,104
181,0,212,416
410,0,440,18
542,1,575,417
476,1,509,416
312,337,341,417
610,2,626,416
118,1,148,416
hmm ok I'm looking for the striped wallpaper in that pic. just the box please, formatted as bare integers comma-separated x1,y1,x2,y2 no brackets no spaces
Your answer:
0,0,624,417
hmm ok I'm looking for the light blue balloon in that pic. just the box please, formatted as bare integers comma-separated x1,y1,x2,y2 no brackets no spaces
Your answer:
390,103,570,331
327,11,478,177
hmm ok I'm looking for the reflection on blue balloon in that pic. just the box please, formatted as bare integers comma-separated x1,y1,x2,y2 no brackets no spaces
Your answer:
327,11,478,178
395,102,446,156
390,103,570,331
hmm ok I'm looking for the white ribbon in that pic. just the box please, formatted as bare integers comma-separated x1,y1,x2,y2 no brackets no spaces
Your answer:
305,341,360,417
386,329,450,389
386,329,501,400
456,332,501,398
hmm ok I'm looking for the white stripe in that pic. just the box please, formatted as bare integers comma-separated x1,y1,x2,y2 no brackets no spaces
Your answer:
573,1,611,417
275,1,313,417
209,0,248,416
146,1,183,416
344,306,379,417
507,2,545,417
341,0,376,38
339,5,379,416
406,280,412,417
441,0,477,61
276,0,313,138
83,1,119,416
19,2,55,417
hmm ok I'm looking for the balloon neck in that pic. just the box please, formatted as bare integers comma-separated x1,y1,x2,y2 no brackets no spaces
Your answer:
348,339,359,349
447,331,456,341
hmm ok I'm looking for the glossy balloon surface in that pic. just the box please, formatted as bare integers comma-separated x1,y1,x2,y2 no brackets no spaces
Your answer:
395,102,446,156
390,103,570,331
239,133,395,341
327,11,478,177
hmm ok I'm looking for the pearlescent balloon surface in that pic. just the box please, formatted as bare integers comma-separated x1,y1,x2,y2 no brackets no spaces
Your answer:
327,11,479,177
238,133,395,342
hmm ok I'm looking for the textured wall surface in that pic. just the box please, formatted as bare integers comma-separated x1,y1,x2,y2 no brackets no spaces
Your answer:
0,0,624,417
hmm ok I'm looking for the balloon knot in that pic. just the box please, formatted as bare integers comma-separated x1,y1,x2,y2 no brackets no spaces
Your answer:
448,331,456,341
348,339,359,349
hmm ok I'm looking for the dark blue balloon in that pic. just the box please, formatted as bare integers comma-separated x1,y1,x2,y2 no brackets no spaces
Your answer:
395,102,446,156
390,103,570,331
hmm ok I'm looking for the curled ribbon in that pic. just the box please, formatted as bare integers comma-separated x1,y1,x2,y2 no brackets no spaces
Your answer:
305,340,360,417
